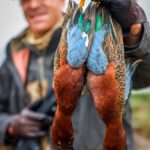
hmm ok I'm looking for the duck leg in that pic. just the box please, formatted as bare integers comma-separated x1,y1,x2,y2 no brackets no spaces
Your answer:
79,0,86,8
87,62,126,150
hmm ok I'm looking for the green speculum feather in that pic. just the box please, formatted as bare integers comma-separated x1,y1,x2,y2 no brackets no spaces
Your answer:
95,15,102,31
78,15,84,31
85,21,92,33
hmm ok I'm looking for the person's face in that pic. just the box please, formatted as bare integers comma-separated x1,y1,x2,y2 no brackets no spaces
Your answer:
21,0,65,36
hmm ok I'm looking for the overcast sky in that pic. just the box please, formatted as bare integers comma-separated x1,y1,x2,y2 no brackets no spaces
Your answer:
0,0,150,51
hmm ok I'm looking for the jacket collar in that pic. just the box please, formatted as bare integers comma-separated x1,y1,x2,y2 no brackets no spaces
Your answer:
6,27,62,85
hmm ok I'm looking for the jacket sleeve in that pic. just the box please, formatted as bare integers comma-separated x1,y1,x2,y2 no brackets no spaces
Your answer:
0,61,13,145
125,22,150,89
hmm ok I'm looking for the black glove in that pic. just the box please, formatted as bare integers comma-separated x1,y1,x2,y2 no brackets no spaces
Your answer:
7,109,48,138
98,0,147,32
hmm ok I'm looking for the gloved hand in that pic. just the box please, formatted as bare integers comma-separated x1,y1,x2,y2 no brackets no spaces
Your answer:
7,109,48,138
98,0,147,32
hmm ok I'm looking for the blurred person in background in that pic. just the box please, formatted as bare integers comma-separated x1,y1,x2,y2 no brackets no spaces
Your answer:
0,0,65,150
0,0,150,150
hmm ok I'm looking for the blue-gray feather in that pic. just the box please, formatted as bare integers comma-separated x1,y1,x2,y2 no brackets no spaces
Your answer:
87,27,109,75
125,60,138,100
67,26,88,68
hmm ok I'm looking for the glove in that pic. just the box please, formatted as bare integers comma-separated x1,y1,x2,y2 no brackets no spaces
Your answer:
98,0,147,32
7,109,48,138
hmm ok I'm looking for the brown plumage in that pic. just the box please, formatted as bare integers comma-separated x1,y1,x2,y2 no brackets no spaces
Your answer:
51,0,129,149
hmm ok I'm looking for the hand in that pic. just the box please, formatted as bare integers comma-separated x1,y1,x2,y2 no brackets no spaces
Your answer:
7,109,47,138
98,0,147,32
124,23,143,47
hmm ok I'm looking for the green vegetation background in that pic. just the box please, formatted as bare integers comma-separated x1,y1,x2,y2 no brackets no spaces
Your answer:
131,93,150,139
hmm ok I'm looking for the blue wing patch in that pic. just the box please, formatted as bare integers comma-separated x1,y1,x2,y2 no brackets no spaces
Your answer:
67,26,88,68
87,27,109,75
125,65,132,101
125,61,137,101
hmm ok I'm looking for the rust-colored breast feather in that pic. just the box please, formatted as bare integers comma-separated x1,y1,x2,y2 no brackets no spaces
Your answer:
51,1,128,150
